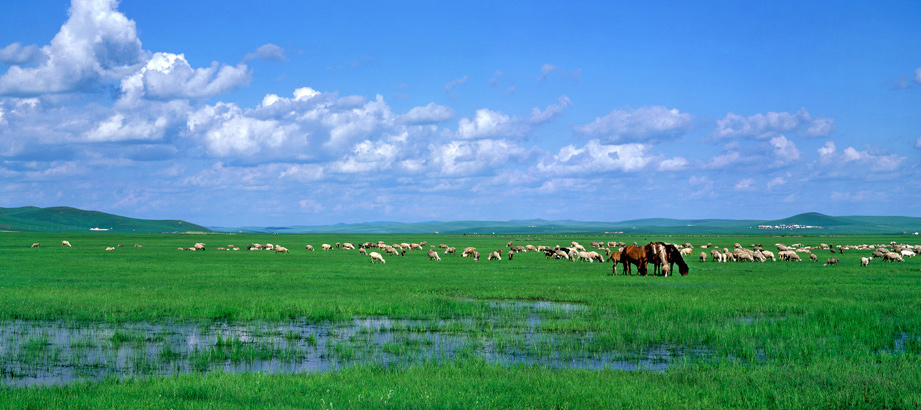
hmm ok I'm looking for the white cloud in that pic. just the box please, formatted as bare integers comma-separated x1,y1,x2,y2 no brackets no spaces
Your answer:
769,135,801,165
914,137,921,149
457,96,570,140
0,42,44,65
431,139,528,176
657,156,688,171
120,52,250,102
712,108,834,139
457,108,520,139
574,106,694,142
401,103,455,124
0,0,146,96
538,63,581,81
537,140,652,175
444,75,468,94
529,95,571,124
766,176,787,189
915,67,921,83
243,44,287,62
706,151,741,169
818,140,836,156
734,178,755,191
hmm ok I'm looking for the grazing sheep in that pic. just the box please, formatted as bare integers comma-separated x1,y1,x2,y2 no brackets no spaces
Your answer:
507,250,515,260
275,246,289,253
306,245,315,251
30,243,40,248
900,249,916,258
358,248,367,255
462,247,477,257
61,240,72,247
473,251,481,262
134,244,142,248
809,254,818,262
427,249,442,261
105,247,115,251
488,250,502,261
322,244,332,251
444,247,457,255
860,257,871,267
710,249,722,262
369,252,386,264
699,252,707,263
824,257,839,266
342,243,356,250
193,243,206,251
761,251,776,261
525,245,538,252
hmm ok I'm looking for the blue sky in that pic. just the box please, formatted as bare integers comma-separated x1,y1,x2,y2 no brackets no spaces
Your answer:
1,0,919,227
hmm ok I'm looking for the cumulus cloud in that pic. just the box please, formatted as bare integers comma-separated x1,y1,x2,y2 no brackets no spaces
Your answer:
457,96,570,140
432,139,528,176
815,141,906,173
537,140,653,175
712,108,834,140
769,135,801,165
0,43,44,65
401,103,455,124
657,156,688,171
574,106,694,142
0,0,146,96
243,44,287,62
120,52,250,102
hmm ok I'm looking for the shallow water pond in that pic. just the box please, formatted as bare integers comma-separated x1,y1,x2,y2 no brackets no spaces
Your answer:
1,300,701,387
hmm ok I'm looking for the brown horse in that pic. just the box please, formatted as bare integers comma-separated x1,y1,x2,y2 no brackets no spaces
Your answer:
620,245,647,276
663,243,689,276
609,251,623,275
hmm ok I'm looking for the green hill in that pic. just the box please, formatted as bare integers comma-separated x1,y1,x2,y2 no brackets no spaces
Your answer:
212,213,921,235
0,206,211,233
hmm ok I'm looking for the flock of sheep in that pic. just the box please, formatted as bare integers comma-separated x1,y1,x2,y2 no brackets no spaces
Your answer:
29,238,920,272
687,241,918,266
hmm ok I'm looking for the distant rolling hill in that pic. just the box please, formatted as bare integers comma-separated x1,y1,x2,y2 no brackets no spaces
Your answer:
0,206,210,233
211,213,921,235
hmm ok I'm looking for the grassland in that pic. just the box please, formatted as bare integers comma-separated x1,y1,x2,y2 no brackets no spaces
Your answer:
1,232,920,408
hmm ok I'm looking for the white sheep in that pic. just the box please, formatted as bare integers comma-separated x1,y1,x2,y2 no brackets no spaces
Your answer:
322,244,332,251
462,247,477,257
61,240,72,247
369,252,386,264
860,257,871,266
275,246,289,253
488,250,502,261
30,243,40,248
306,245,315,251
427,249,442,261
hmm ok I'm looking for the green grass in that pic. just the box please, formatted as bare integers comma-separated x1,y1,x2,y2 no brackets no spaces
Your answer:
1,232,920,407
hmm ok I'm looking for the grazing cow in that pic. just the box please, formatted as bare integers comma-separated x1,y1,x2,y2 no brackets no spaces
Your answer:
369,252,386,264
61,240,72,247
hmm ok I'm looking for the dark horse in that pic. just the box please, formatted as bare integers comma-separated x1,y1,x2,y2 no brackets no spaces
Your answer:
662,244,689,276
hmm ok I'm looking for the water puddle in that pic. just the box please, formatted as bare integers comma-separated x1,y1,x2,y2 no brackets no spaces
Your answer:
1,300,704,388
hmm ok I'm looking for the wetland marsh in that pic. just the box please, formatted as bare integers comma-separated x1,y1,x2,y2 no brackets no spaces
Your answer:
1,232,919,408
